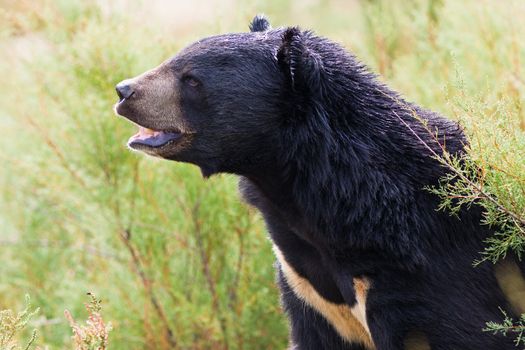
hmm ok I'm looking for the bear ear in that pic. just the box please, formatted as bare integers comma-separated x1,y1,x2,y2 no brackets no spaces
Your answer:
277,27,324,95
249,14,271,32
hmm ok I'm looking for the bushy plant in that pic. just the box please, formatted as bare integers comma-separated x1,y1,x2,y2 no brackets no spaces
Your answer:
0,296,38,350
64,293,112,350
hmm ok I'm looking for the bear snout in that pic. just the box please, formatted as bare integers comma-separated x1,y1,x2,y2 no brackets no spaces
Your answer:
115,79,135,101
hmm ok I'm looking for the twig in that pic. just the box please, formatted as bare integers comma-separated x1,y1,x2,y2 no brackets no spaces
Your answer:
228,226,245,310
0,238,121,261
403,108,525,230
191,192,229,350
22,113,88,190
119,229,177,348
383,91,525,233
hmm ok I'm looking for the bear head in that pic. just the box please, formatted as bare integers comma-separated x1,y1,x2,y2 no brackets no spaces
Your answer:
114,15,332,177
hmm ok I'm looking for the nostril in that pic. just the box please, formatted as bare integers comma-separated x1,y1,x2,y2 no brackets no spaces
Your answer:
115,81,134,101
116,86,124,100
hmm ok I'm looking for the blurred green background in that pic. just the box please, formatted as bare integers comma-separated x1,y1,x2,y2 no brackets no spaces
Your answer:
0,0,524,349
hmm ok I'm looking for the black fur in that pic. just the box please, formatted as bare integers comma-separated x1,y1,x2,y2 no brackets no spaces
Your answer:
127,18,525,350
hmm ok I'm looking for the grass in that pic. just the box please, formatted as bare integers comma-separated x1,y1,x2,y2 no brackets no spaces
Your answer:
0,0,523,348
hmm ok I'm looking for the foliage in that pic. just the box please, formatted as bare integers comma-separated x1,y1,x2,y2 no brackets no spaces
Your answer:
368,1,525,346
0,1,283,349
484,309,525,348
0,296,39,350
64,293,112,350
0,0,524,349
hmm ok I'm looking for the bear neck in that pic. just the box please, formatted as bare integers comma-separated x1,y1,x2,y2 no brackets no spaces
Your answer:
241,67,471,270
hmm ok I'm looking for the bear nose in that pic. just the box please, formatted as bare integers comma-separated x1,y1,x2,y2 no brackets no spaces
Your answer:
116,80,135,101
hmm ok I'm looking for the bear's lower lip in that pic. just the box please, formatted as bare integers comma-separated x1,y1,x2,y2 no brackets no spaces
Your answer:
128,127,182,148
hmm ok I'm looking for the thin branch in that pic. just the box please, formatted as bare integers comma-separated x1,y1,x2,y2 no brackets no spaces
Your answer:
0,238,121,261
385,95,525,233
22,113,88,190
191,192,229,350
228,226,245,310
119,229,177,348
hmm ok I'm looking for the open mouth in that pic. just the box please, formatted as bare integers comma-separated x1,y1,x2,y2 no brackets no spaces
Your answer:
128,127,183,149
113,91,186,151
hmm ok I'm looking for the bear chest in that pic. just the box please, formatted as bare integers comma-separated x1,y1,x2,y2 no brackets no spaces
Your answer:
273,244,375,349
266,215,375,348
239,177,375,347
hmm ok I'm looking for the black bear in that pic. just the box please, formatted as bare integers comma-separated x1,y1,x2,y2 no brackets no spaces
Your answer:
114,16,525,350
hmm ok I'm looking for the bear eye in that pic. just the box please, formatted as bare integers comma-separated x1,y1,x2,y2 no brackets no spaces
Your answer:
182,74,201,88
